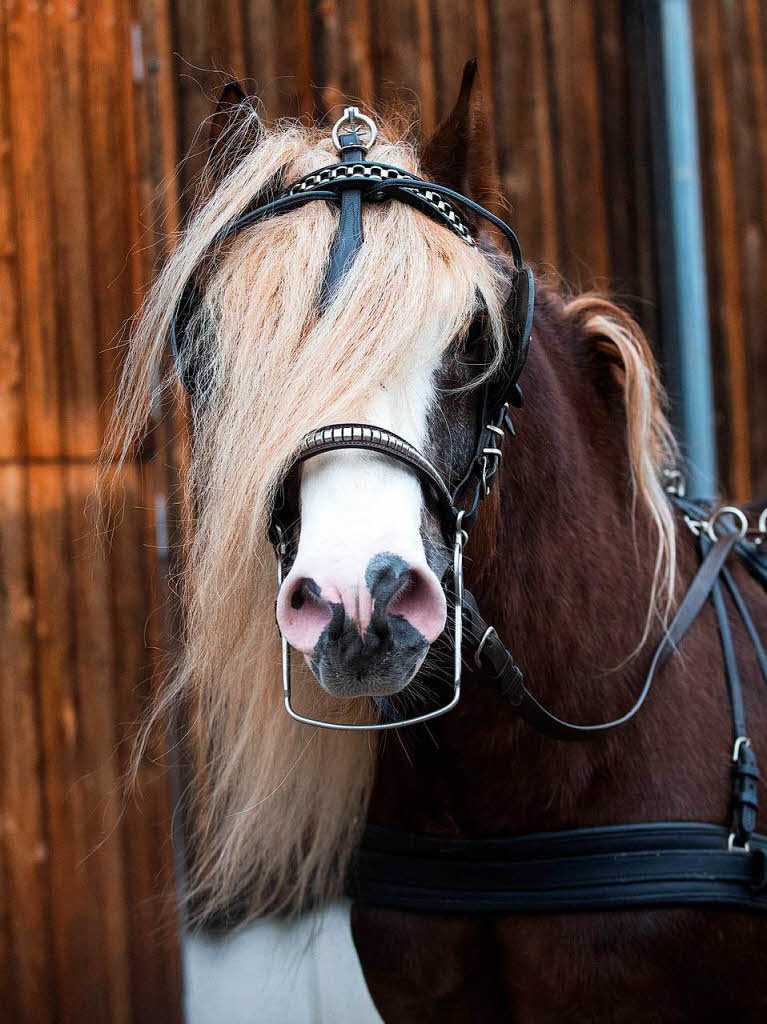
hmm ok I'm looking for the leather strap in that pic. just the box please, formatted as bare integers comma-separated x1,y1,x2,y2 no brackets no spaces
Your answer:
322,132,365,300
269,423,458,546
464,530,740,740
349,822,767,913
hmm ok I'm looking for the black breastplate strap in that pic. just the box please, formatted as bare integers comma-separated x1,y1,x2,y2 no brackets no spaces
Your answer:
463,527,740,741
348,823,767,913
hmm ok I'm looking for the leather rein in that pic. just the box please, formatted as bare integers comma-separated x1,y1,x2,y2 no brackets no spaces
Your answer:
169,106,767,915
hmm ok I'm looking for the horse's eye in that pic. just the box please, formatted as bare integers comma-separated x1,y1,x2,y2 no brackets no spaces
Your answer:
460,314,489,370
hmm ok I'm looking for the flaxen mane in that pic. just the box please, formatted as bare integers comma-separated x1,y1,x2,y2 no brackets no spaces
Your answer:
102,108,677,924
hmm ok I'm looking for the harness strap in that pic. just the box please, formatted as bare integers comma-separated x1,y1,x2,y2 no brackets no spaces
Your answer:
322,129,365,300
722,565,767,687
701,535,763,849
349,822,767,913
463,530,740,740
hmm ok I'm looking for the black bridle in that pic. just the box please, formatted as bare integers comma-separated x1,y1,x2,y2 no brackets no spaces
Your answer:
169,105,534,730
169,105,767,914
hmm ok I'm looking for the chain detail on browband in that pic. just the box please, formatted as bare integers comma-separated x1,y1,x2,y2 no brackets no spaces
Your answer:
287,162,476,246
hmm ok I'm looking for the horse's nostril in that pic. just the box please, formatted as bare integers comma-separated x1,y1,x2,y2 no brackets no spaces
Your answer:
276,575,333,655
388,569,417,611
387,565,447,644
288,577,322,610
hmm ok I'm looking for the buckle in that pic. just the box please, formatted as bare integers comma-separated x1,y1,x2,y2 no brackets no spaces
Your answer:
663,468,686,497
331,107,377,153
473,626,496,669
728,831,751,854
480,404,511,496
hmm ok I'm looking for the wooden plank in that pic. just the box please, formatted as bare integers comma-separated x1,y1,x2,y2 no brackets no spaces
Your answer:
82,0,134,418
691,1,751,500
0,7,23,462
339,0,374,109
718,0,761,502
119,2,184,1018
416,0,437,133
107,464,181,1024
592,0,658,336
619,1,660,347
310,0,343,117
489,0,559,268
274,0,313,118
5,4,99,1015
241,0,280,114
28,463,109,1023
43,2,133,1019
174,0,248,193
0,7,54,1019
368,0,425,123
312,0,373,119
741,0,767,496
0,465,53,1024
544,0,610,284
431,0,478,122
4,0,59,458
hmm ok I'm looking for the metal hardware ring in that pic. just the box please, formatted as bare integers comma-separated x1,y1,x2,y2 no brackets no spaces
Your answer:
728,831,751,854
732,735,751,762
474,626,496,669
331,107,377,153
706,505,749,542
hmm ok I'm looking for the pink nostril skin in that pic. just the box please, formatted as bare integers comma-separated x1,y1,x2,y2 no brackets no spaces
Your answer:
276,576,334,655
276,560,448,655
388,566,447,643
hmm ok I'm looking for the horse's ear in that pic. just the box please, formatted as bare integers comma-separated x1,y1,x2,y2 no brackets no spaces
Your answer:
207,81,263,181
421,59,501,215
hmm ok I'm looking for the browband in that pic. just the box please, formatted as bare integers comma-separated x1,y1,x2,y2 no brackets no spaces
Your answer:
168,106,534,412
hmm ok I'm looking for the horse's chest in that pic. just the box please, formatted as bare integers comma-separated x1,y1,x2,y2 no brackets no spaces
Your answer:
353,905,767,1023
493,910,767,1023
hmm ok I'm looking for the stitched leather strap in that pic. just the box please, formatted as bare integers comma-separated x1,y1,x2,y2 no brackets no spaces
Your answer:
322,132,365,299
348,822,767,913
269,423,459,543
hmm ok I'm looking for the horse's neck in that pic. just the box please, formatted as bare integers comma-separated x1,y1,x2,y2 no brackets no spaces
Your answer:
369,317,732,836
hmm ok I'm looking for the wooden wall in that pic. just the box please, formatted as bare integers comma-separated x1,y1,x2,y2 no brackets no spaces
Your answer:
1,2,765,1021
0,1,182,1021
692,1,767,500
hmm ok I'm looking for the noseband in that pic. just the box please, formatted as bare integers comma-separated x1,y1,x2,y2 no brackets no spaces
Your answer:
169,106,535,730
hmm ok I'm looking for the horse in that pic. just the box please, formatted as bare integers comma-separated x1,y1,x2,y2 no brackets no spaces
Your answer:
104,63,767,1022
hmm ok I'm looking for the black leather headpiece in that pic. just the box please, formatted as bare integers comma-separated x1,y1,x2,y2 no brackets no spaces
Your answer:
169,105,534,407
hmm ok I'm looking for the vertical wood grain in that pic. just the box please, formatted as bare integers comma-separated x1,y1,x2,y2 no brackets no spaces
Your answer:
1,0,182,1018
3,3,767,1020
544,0,610,284
692,1,752,499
